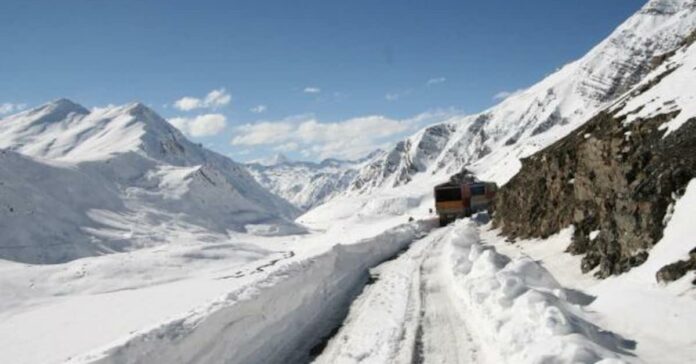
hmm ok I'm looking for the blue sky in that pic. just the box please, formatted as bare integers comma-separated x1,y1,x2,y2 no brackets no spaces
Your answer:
0,0,644,162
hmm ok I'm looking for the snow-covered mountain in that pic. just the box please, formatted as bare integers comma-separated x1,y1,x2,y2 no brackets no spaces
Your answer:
249,152,292,167
0,100,301,264
246,151,383,210
348,0,696,193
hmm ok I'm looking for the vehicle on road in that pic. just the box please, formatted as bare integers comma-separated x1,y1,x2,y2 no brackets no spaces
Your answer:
434,178,497,226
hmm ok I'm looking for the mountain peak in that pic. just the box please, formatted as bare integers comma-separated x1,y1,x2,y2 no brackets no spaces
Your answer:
123,101,150,114
254,153,291,166
41,98,90,117
3,98,90,126
641,0,692,15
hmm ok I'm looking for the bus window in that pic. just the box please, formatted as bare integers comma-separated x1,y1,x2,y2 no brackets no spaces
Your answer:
470,185,486,196
435,187,462,201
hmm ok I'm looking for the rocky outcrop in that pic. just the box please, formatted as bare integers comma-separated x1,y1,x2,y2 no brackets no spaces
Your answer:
656,247,696,283
493,109,696,278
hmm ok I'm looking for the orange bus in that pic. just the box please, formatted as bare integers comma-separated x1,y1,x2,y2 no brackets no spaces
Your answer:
434,181,497,226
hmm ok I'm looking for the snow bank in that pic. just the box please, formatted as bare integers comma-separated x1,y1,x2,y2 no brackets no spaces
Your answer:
244,222,307,236
359,196,422,216
445,220,635,364
72,221,433,364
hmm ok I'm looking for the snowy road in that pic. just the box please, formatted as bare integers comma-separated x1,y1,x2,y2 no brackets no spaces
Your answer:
315,218,636,364
415,231,479,364
314,225,483,364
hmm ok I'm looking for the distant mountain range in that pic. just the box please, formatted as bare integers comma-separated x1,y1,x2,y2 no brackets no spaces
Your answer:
245,151,383,210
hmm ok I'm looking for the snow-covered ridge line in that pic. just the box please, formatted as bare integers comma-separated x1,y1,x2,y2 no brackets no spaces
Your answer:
71,221,433,364
341,0,696,195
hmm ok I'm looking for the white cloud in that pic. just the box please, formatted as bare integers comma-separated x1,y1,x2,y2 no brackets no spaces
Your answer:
273,142,299,152
173,97,202,111
0,102,27,115
169,113,227,137
230,117,299,146
173,88,231,111
427,77,446,86
493,89,524,101
385,93,400,101
385,89,414,102
204,88,231,108
303,87,321,94
231,110,454,160
250,105,267,113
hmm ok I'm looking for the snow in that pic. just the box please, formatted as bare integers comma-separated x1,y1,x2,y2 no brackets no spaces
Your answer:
589,230,600,241
338,0,696,197
1,1,695,363
315,218,638,364
586,179,696,363
302,23,696,358
0,100,301,264
245,151,383,210
479,179,696,363
249,152,291,166
64,222,432,364
314,227,458,364
614,35,696,136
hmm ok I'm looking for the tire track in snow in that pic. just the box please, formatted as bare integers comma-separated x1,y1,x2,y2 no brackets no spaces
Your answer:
414,232,479,364
313,225,481,364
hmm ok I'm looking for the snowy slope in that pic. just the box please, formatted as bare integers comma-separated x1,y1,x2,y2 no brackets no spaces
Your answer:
349,0,696,193
0,100,301,264
246,151,383,210
612,28,696,134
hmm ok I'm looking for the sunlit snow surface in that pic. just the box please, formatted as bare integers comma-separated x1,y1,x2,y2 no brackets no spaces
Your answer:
0,101,301,264
1,0,696,363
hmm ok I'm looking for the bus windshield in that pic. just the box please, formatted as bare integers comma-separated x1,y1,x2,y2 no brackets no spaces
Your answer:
435,187,462,201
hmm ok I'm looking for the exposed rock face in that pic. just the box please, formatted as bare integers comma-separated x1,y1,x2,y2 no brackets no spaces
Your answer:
493,109,696,278
656,247,696,283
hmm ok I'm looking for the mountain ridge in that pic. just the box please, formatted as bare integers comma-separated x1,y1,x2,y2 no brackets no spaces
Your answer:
0,100,302,264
